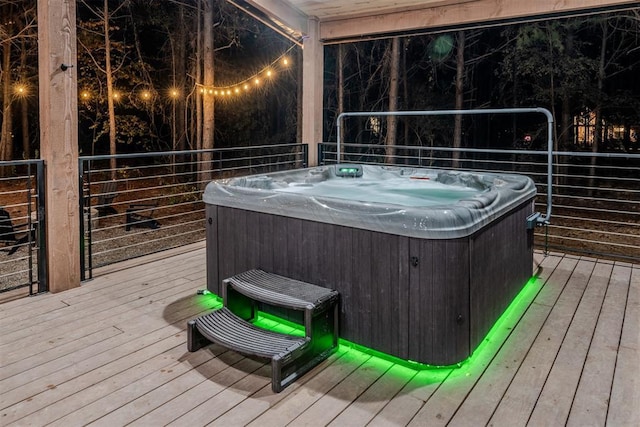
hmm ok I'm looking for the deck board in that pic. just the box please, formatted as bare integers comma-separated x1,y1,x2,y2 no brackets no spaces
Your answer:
0,247,638,426
446,254,562,427
607,264,640,427
488,256,590,427
567,263,632,427
527,260,612,426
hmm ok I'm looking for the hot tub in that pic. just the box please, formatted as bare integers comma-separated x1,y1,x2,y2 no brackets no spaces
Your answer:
204,165,536,365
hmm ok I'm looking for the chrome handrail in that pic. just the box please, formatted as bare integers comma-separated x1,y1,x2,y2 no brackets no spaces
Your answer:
336,108,554,225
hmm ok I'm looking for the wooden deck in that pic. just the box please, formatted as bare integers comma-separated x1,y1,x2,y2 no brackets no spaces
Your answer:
1,242,638,426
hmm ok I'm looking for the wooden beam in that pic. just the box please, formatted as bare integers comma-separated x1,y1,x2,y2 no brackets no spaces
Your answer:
301,17,323,166
37,0,81,293
319,0,640,41
240,0,308,37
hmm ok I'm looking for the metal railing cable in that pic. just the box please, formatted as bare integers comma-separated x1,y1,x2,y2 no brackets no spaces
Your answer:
79,143,307,279
0,160,47,295
319,142,639,263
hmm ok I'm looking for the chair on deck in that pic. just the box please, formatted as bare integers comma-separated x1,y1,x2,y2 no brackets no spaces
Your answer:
125,203,160,231
88,180,160,231
94,180,119,216
0,208,36,255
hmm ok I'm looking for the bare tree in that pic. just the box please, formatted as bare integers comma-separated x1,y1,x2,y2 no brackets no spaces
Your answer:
452,30,465,168
103,0,118,179
0,1,16,164
385,37,400,164
78,0,130,179
0,20,12,163
337,44,346,160
199,0,215,185
0,0,36,164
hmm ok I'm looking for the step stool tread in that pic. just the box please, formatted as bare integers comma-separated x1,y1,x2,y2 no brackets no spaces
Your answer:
224,269,338,310
195,307,308,359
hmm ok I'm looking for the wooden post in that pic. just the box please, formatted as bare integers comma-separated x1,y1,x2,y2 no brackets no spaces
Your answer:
37,0,81,292
302,17,323,166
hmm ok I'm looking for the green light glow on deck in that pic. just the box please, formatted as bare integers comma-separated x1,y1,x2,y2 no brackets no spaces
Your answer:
254,312,305,336
194,290,222,310
457,275,541,371
198,275,541,383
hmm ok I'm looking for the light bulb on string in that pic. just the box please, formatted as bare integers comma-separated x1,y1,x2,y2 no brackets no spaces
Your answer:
14,84,28,97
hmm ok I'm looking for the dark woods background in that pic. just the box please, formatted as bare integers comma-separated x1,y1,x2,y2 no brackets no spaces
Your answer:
324,12,640,154
0,1,639,160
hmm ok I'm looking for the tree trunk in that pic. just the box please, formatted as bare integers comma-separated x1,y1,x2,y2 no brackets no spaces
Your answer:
103,0,117,180
296,47,302,147
403,38,409,162
590,19,608,193
385,37,400,164
176,4,187,153
194,1,202,150
337,44,345,162
560,30,574,150
20,37,30,159
453,30,465,169
200,0,214,185
593,20,608,155
0,34,13,165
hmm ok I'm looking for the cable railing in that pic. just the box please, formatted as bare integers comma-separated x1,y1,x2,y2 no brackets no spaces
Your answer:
319,142,640,263
0,160,47,296
1,140,634,294
80,143,307,279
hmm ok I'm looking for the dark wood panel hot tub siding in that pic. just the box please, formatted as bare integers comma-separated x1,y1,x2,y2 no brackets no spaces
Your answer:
205,199,534,365
468,200,535,351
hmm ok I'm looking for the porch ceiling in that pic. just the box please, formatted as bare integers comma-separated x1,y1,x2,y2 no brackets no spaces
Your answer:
286,0,473,20
231,0,639,42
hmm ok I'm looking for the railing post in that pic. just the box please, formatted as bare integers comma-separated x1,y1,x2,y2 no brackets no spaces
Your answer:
36,160,48,293
317,143,324,166
302,144,308,168
79,158,86,281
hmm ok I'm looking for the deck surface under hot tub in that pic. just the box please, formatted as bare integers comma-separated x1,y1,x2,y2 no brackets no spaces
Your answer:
205,197,534,366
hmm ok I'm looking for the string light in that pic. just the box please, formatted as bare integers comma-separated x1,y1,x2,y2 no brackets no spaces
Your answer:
77,46,297,105
196,44,296,100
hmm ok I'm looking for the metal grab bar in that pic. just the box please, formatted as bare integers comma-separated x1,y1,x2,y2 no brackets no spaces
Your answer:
336,108,554,225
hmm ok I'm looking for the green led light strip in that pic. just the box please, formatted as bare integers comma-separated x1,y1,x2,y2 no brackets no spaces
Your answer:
199,275,541,375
